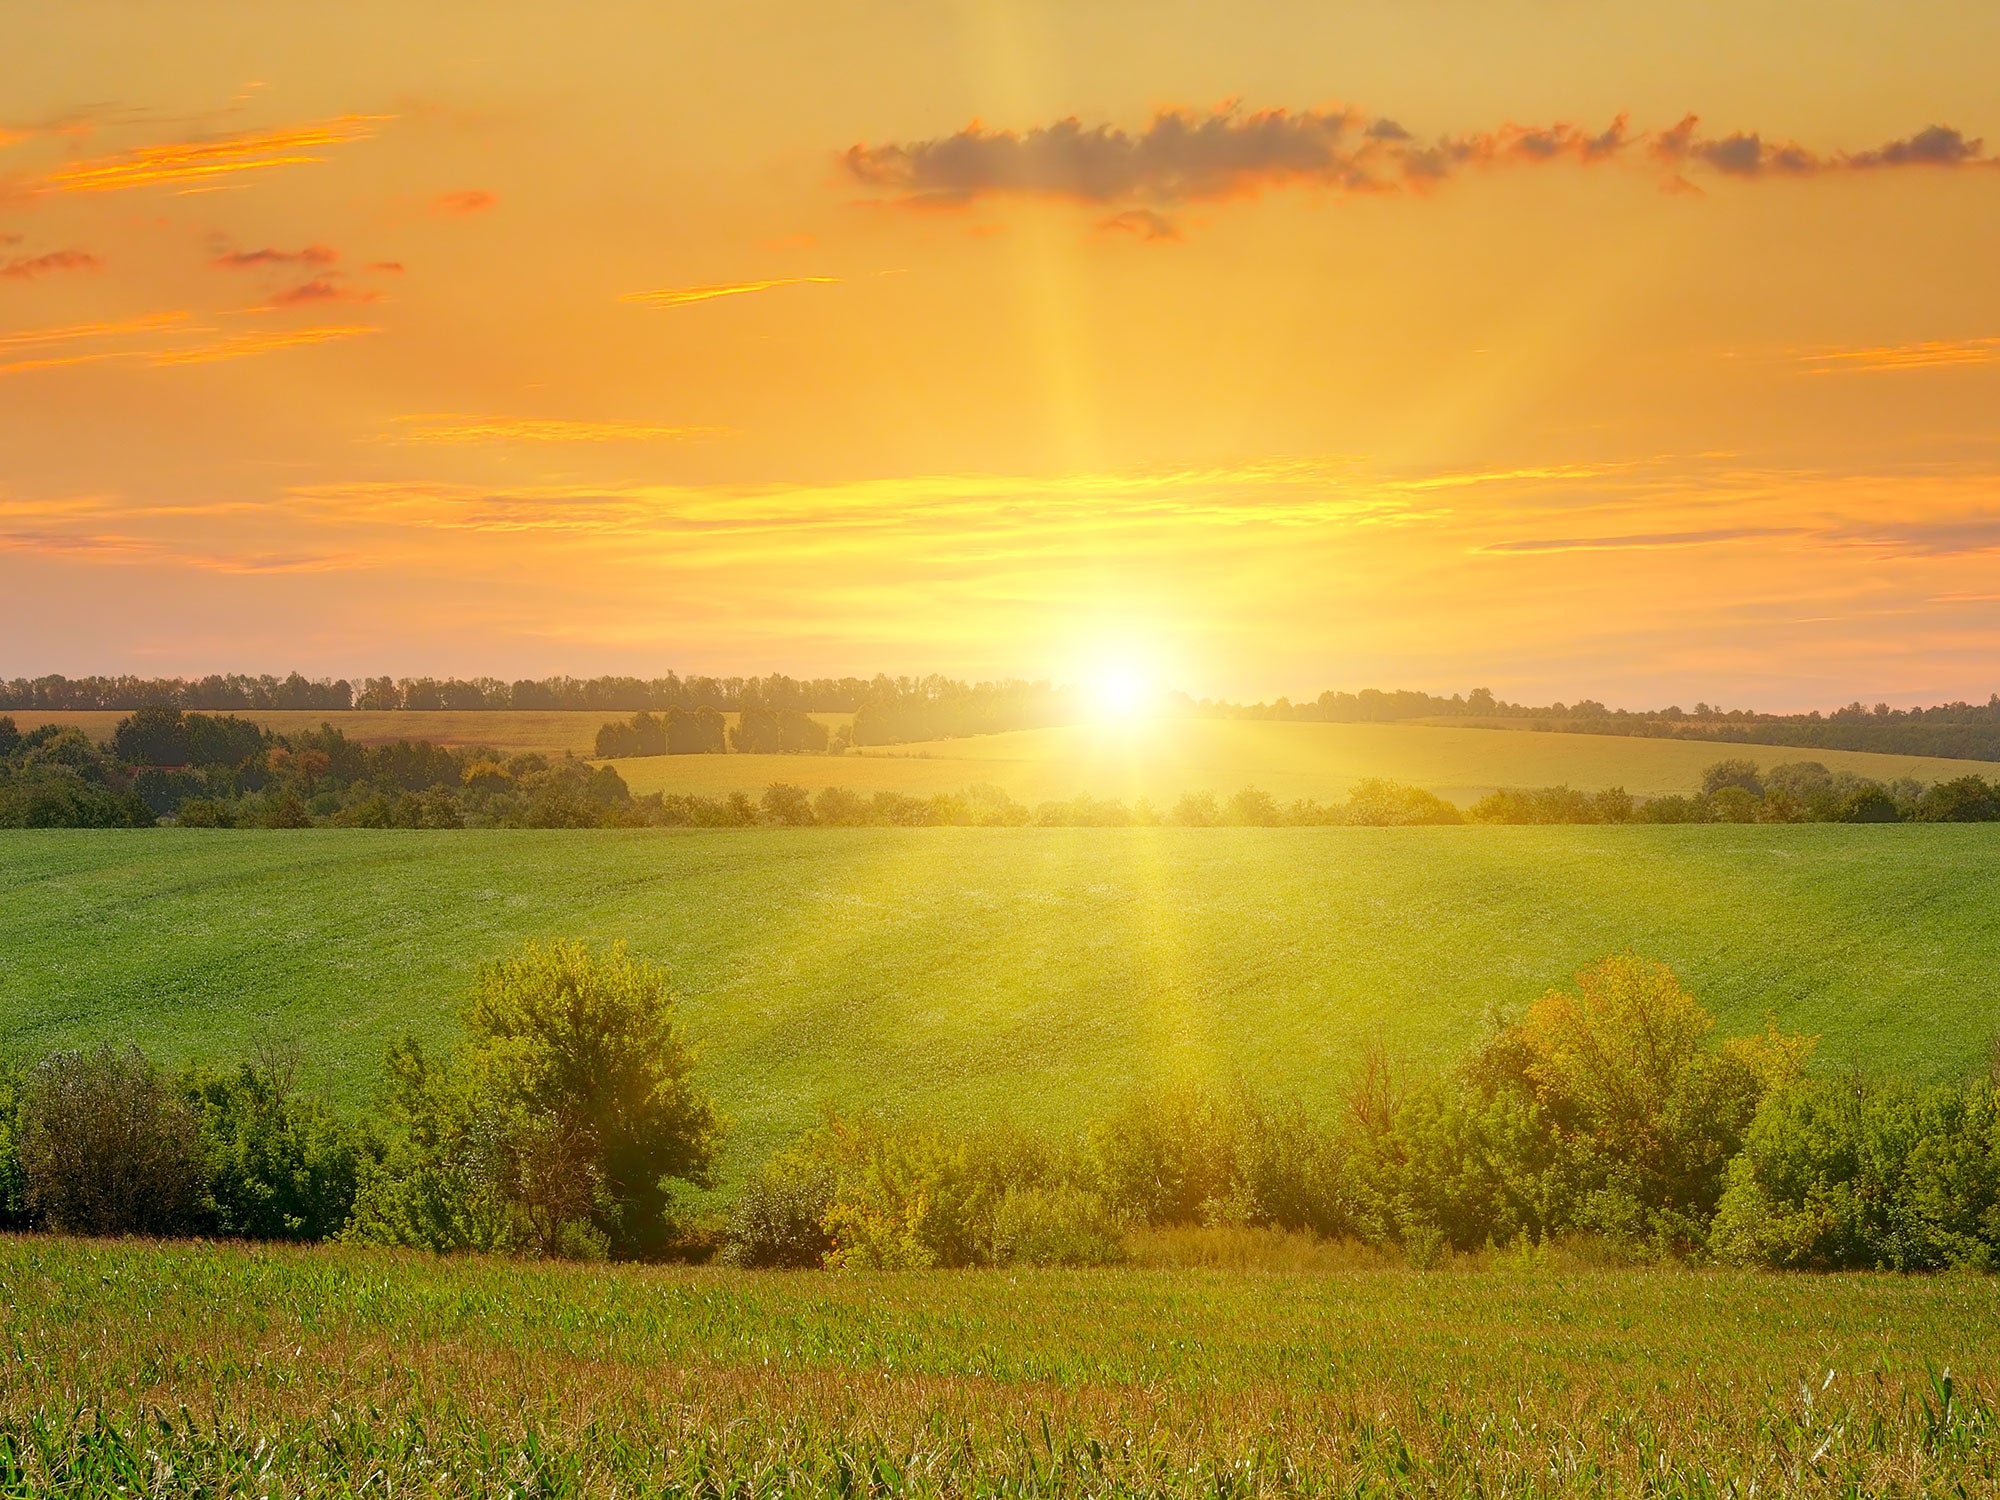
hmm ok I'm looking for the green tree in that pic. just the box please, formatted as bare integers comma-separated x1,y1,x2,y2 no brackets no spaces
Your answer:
352,942,721,1258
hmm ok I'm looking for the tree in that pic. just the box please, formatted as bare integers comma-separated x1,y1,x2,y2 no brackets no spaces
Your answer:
17,1046,206,1235
1701,759,1764,798
112,705,190,767
353,942,721,1258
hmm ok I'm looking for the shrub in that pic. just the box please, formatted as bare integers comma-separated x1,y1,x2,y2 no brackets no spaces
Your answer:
17,1046,206,1236
0,1063,26,1231
990,1185,1124,1266
1840,784,1902,823
1169,791,1220,827
1088,1085,1242,1227
718,1149,837,1267
1702,759,1764,798
1342,779,1462,826
1712,1076,2000,1270
350,942,722,1259
185,1052,366,1241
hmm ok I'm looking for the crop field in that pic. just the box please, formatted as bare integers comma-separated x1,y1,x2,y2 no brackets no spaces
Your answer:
4,825,1998,1172
611,719,1997,805
6,709,851,758
3,1234,1997,1495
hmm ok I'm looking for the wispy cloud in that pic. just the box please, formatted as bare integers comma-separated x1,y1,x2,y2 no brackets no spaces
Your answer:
148,323,379,366
1480,526,1805,554
1799,336,2000,374
0,248,101,279
30,115,385,195
621,276,839,310
0,311,191,352
210,244,338,270
845,105,1995,225
1098,208,1178,241
431,188,495,215
268,274,379,307
393,414,721,444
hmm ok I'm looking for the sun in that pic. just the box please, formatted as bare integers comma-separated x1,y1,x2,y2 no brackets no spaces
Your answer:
1084,658,1163,724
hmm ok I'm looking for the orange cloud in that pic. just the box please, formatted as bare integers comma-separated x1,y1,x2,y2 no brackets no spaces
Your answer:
31,115,385,195
269,274,379,307
1098,208,1178,241
1,248,101,279
393,414,721,443
148,323,380,366
845,105,1995,217
0,312,191,352
621,275,839,309
1800,336,2000,374
211,244,338,270
431,188,495,215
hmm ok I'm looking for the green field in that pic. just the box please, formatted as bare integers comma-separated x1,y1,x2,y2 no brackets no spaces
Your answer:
5,825,1997,1171
4,1234,1996,1495
614,719,1998,804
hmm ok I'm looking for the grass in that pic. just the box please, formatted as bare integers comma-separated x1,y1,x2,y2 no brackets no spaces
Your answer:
616,718,1999,804
5,825,1999,1173
2,1233,1997,1495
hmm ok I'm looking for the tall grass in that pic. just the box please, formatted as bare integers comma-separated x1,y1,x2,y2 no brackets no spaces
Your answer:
3,1235,1998,1494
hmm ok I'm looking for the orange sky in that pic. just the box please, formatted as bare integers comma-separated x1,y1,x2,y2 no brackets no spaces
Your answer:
3,1,1998,707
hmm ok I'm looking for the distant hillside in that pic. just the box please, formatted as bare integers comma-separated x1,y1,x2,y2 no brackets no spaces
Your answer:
9,670,2000,758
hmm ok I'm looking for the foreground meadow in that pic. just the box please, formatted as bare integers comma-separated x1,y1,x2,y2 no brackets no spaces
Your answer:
2,1234,1995,1495
4,825,1999,1171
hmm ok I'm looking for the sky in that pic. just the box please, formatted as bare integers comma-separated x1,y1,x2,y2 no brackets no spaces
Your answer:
3,0,1998,708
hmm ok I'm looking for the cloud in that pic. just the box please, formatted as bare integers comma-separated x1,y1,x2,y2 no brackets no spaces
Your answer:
0,311,190,352
148,323,380,366
431,188,495,215
845,104,1996,217
0,248,101,279
368,260,405,273
393,414,722,444
30,115,384,194
1836,518,2000,557
269,274,378,307
1098,208,1179,241
211,244,338,270
1653,117,1990,177
0,319,376,376
621,276,839,309
1799,336,2000,374
1479,526,1805,554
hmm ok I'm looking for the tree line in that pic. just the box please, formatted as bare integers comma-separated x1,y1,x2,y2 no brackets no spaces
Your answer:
9,710,2000,830
15,668,2000,759
9,946,2000,1275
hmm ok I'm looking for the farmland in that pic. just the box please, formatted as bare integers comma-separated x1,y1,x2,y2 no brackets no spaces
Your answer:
614,718,1999,805
4,824,1998,1172
3,1233,1997,1495
14,709,1994,804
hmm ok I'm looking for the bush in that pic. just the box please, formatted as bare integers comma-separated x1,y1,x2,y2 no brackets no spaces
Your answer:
185,1052,366,1240
350,942,722,1259
1702,759,1764,798
718,1149,837,1267
990,1184,1124,1266
1342,779,1462,826
17,1046,206,1236
1712,1076,2000,1270
0,1063,26,1231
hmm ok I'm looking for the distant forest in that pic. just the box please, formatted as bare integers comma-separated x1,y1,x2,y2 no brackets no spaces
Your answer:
7,672,2000,760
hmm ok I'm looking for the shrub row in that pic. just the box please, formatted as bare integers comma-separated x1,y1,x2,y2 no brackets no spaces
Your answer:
720,957,2000,1272
11,950,2000,1272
